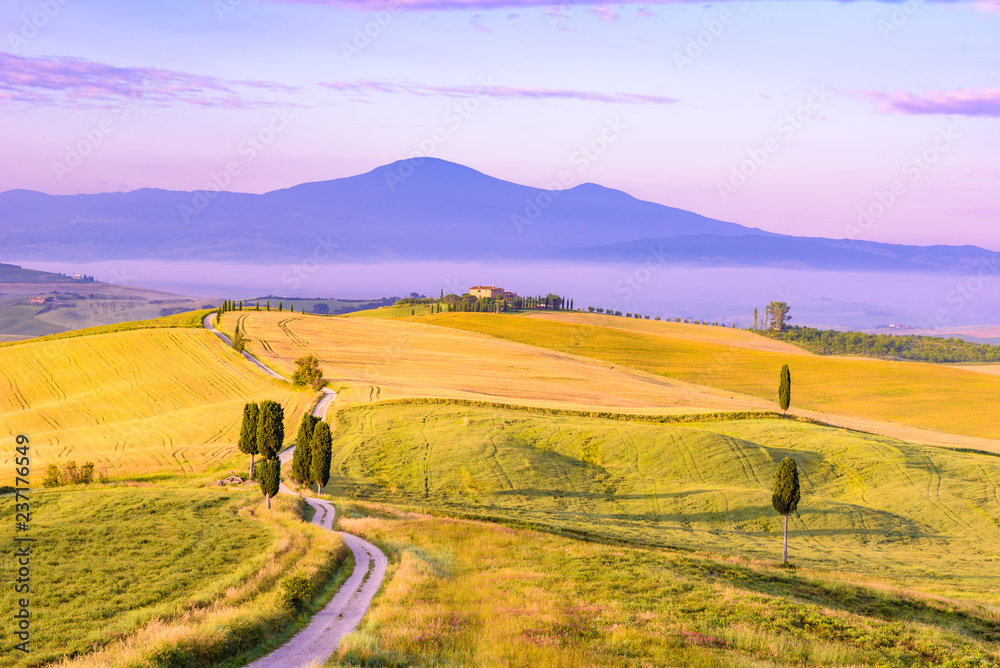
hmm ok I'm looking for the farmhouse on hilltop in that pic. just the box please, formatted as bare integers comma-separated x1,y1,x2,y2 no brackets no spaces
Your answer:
469,285,504,299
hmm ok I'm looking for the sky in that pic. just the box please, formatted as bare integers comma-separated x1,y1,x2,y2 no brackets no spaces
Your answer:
1,0,998,249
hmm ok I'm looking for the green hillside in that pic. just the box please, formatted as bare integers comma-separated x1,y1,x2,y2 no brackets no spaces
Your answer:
323,401,1000,600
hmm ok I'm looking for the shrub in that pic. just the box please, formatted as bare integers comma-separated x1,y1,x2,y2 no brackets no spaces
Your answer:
42,464,61,488
292,355,324,391
281,575,314,612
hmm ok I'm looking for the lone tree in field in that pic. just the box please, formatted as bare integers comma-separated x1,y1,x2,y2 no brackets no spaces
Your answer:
256,457,281,510
256,400,285,460
772,457,801,566
292,414,320,486
292,355,324,391
778,364,791,415
238,402,260,478
765,301,791,331
310,420,333,494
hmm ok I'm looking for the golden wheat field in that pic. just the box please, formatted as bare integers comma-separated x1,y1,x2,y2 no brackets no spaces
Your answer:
0,327,314,475
223,311,770,415
423,312,1000,445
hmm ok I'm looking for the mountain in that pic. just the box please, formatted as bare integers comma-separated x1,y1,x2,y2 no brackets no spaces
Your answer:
0,158,995,272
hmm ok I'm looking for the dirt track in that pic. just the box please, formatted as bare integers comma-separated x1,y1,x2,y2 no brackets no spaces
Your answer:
204,313,387,667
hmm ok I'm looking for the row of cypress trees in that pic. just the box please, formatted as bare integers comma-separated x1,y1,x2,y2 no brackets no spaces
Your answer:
290,414,332,493
238,400,285,509
237,401,334,508
218,299,295,315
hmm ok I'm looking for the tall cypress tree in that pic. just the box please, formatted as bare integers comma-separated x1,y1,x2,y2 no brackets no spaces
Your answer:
772,457,801,565
279,301,283,312
778,364,792,415
256,400,285,459
256,457,280,510
292,414,319,485
310,421,333,494
238,402,259,479
266,300,271,311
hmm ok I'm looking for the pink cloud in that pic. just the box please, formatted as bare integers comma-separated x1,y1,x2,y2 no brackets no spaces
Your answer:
973,0,1000,12
590,5,620,22
260,0,986,8
0,53,300,110
319,79,679,104
859,87,1000,117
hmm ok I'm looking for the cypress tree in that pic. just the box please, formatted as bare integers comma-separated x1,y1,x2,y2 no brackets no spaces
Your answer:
239,300,243,310
292,414,319,485
778,364,791,414
771,457,801,565
256,302,260,311
279,301,283,312
267,300,270,311
238,402,260,479
256,400,285,459
290,303,294,312
310,420,333,494
256,457,281,510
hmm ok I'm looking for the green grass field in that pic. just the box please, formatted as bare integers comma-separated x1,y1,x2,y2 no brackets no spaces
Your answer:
423,312,1000,441
329,500,1000,668
0,485,347,667
343,303,440,318
323,401,1000,600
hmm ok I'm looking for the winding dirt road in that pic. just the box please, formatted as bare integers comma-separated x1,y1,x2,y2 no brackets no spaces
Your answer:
204,313,387,667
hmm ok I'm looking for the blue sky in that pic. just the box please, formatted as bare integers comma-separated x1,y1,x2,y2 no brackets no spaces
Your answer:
2,0,998,247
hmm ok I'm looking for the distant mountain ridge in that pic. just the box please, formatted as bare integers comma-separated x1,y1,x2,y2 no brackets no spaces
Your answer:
0,158,995,272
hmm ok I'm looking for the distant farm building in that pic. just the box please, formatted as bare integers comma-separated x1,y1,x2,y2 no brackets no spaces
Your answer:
28,297,45,305
72,273,83,279
469,285,504,299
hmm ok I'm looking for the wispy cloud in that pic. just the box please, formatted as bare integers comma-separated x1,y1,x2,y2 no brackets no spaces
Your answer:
320,79,679,104
261,0,987,9
860,88,1000,117
0,53,301,109
590,5,621,22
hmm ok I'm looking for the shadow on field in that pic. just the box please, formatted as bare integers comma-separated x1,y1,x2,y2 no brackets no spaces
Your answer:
674,557,1000,642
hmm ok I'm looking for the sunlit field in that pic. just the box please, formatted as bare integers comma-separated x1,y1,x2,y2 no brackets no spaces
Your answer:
0,324,314,475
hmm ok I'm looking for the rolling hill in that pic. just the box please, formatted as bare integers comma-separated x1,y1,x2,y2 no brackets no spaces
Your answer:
0,317,313,475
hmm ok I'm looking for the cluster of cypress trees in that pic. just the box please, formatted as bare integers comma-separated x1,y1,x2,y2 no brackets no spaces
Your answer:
290,413,332,494
237,400,285,509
